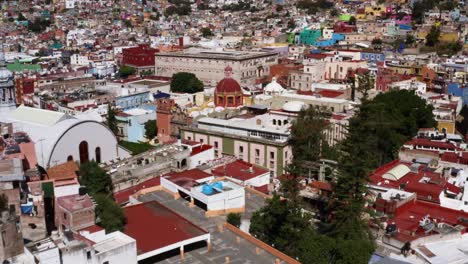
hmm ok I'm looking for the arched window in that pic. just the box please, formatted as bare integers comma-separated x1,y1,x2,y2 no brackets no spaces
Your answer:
95,147,101,163
272,119,276,125
79,141,89,164
181,159,187,168
67,155,73,161
278,120,282,126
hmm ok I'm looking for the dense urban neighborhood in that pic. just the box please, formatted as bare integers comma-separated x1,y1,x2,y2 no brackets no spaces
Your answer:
0,0,466,263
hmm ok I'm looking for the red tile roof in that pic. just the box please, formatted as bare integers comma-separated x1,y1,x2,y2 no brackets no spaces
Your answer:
164,169,212,190
404,138,462,151
317,90,343,98
190,145,213,156
114,176,161,204
369,160,461,204
211,160,269,181
388,200,468,242
253,184,269,194
123,201,208,255
79,224,104,234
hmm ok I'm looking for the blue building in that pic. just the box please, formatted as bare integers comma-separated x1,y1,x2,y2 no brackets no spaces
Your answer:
448,83,468,105
116,91,150,110
313,33,345,47
116,105,156,143
361,51,385,63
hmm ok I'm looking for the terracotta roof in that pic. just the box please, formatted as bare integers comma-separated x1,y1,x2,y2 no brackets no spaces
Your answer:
123,201,208,255
211,160,269,181
47,161,79,181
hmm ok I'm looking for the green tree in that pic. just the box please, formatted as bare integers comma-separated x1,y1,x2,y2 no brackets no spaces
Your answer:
95,194,126,233
201,27,213,37
289,107,331,179
79,161,113,196
226,213,241,227
170,72,204,93
119,65,136,78
249,195,312,256
144,120,157,140
107,104,118,136
356,72,374,100
426,25,440,47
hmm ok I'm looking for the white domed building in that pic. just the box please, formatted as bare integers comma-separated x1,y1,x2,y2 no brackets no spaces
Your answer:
0,106,130,168
263,77,286,96
0,44,16,111
282,101,307,113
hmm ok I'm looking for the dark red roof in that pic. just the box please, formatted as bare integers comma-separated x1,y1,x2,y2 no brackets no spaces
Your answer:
317,90,343,98
79,224,104,234
124,202,208,255
215,78,242,94
369,160,461,204
253,184,269,194
164,169,212,190
211,160,269,181
404,138,461,151
114,177,161,204
389,200,468,242
190,144,213,156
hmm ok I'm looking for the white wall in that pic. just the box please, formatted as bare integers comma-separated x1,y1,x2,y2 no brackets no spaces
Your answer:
49,121,119,167
189,148,215,169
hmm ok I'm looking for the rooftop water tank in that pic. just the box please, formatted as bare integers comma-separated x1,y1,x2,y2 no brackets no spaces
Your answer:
212,182,223,190
202,184,213,195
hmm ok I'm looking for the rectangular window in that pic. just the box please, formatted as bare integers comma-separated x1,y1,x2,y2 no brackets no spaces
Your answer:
200,139,204,144
239,146,244,153
255,149,260,157
87,251,91,259
214,142,218,148
63,213,67,220
270,151,274,159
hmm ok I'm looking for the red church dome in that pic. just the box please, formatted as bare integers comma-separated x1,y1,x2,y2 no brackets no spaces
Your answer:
216,78,242,93
214,66,243,108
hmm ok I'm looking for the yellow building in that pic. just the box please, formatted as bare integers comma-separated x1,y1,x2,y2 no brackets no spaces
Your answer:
437,120,456,134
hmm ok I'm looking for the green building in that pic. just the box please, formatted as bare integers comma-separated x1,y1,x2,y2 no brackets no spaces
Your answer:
299,29,322,45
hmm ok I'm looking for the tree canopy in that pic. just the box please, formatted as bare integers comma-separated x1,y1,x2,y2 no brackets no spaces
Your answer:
144,120,157,140
107,105,118,136
119,65,136,78
79,161,113,196
249,89,436,263
95,194,126,233
425,25,440,47
170,72,204,93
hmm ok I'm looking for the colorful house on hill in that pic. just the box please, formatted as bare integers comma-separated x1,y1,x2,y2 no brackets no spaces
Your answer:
299,29,322,45
448,83,468,105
